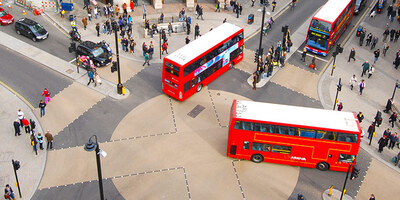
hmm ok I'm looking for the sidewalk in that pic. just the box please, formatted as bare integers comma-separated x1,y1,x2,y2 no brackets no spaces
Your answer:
0,83,45,200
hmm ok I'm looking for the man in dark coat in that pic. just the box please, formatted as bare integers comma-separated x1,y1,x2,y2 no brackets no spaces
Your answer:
13,120,21,136
384,98,393,113
348,48,356,62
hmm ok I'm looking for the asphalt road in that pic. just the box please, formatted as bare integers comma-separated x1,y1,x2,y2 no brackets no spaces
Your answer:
0,6,76,62
0,45,72,107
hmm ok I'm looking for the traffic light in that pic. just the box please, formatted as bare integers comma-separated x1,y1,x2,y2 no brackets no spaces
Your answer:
282,25,288,34
13,160,20,170
254,50,259,63
111,61,117,73
337,78,342,91
336,44,343,53
350,165,360,180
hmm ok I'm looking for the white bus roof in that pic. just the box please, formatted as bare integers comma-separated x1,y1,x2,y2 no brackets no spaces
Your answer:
234,100,360,133
314,0,352,23
165,23,242,66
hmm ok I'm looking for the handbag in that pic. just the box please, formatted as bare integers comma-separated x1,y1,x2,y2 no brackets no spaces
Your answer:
4,193,10,199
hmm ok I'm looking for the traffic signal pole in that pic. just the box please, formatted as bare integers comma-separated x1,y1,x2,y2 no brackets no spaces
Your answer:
340,164,351,200
333,78,342,110
12,160,22,198
112,21,123,95
257,3,266,71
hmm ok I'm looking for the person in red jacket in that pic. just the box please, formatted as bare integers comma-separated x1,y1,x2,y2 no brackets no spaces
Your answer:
21,117,30,134
42,88,51,104
130,0,134,12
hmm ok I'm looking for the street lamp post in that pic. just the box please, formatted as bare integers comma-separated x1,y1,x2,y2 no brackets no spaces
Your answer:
112,21,123,95
391,80,399,99
84,135,105,200
256,3,266,72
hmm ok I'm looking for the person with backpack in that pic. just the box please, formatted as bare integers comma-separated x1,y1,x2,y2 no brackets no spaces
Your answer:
389,132,398,149
389,112,398,128
162,41,168,55
367,123,375,145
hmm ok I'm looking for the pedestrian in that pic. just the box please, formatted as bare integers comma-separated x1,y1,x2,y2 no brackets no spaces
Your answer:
359,28,365,46
367,123,375,145
348,48,356,62
143,53,150,66
395,29,400,42
390,29,396,41
70,16,77,28
130,0,134,12
390,9,396,22
197,6,204,20
388,4,394,17
87,70,95,86
162,41,168,54
378,135,388,153
96,23,100,37
148,42,154,60
359,79,365,95
371,35,378,49
87,6,92,21
383,28,389,42
30,118,36,132
215,1,220,12
297,193,306,200
384,98,393,113
185,36,190,44
186,19,191,35
361,61,370,77
279,52,286,68
195,23,200,39
142,42,147,57
301,48,307,62
37,133,44,150
368,65,374,78
252,73,257,90
13,120,20,136
311,55,316,70
395,54,400,69
373,49,380,63
82,17,88,30
45,130,53,149
337,102,343,111
60,8,65,18
42,88,51,104
4,184,15,200
94,6,98,19
272,0,276,12
390,132,399,149
239,4,242,15
369,194,375,200
30,132,37,155
382,43,389,57
122,2,128,14
357,112,364,123
94,72,102,87
349,74,357,90
129,40,136,54
17,109,24,127
389,112,398,128
22,117,30,134
235,3,239,18
366,33,373,46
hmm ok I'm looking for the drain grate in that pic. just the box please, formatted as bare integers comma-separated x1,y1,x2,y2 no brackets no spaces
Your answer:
187,105,205,118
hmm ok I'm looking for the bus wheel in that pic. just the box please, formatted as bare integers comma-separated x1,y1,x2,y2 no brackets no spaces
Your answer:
251,154,264,163
316,162,330,171
229,62,234,70
196,84,203,92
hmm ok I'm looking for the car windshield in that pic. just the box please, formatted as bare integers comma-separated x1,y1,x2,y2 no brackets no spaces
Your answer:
0,10,8,17
30,23,44,33
92,47,104,57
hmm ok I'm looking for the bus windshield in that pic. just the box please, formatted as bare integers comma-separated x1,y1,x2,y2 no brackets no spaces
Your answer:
306,30,329,52
165,62,180,77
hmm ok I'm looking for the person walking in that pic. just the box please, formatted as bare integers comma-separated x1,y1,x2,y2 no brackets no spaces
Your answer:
359,79,365,95
383,28,390,42
272,0,276,12
368,65,375,78
143,52,150,66
357,112,364,123
197,6,204,20
94,72,102,87
37,133,44,150
337,102,343,111
30,119,36,132
349,74,357,90
348,48,356,62
42,88,51,104
373,49,380,63
378,135,389,153
45,130,53,149
395,152,400,166
215,1,220,12
236,3,239,18
252,73,257,90
162,41,168,55
39,101,51,122
17,109,24,127
4,184,15,200
251,0,255,7
13,120,21,136
371,35,378,49
389,112,398,128
301,48,307,62
96,23,100,37
129,40,136,54
395,29,400,42
359,28,366,46
279,52,286,68
367,123,375,145
185,36,190,44
366,33,373,46
194,23,200,39
361,61,370,77
389,132,398,149
82,17,88,30
384,98,393,113
311,55,316,70
87,70,95,86
383,42,389,57
30,132,38,155
21,117,30,134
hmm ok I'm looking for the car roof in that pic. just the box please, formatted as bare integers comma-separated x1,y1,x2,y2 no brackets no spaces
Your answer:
80,41,98,49
17,18,37,25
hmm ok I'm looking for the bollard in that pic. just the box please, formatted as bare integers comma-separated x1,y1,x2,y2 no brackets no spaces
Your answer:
122,86,126,95
328,185,333,196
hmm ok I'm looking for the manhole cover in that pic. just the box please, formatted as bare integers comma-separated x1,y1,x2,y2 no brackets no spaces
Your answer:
65,69,74,74
187,105,205,118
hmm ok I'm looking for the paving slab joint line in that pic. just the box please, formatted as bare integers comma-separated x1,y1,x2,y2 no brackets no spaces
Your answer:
169,97,178,132
207,88,223,128
231,160,246,199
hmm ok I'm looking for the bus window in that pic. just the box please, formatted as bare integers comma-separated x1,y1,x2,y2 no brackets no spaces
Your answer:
299,129,316,138
254,123,261,132
278,126,289,135
184,80,191,93
243,141,250,150
271,145,292,154
288,127,299,136
260,124,270,132
318,131,336,140
338,154,355,163
191,78,196,88
234,121,242,129
242,122,253,131
337,133,358,143
252,142,271,152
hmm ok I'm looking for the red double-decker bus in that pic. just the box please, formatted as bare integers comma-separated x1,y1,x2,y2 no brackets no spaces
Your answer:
162,23,244,101
305,0,355,56
227,100,361,172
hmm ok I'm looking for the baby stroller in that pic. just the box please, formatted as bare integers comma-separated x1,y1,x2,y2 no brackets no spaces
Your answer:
78,55,96,72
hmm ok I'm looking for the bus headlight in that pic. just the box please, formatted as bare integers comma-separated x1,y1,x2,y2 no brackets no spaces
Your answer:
179,91,182,99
